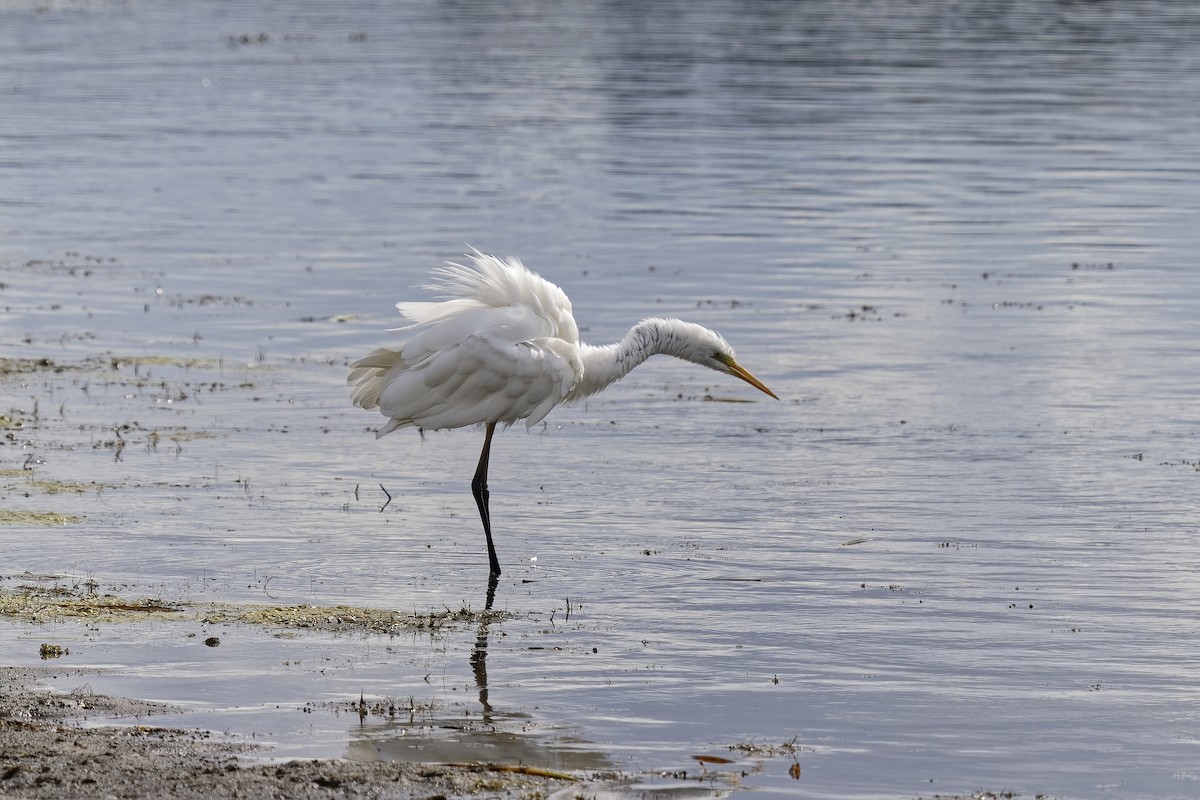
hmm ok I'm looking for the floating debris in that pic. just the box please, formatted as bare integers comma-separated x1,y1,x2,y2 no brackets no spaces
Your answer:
38,643,69,660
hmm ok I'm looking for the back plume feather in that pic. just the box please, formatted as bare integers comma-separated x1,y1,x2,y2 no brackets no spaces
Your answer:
394,248,579,345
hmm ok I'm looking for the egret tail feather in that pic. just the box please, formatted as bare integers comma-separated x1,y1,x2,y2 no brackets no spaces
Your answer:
348,348,405,410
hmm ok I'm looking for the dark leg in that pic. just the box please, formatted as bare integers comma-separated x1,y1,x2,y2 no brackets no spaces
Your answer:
471,421,501,576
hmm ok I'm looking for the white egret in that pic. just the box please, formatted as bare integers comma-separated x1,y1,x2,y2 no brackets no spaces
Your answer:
349,249,778,575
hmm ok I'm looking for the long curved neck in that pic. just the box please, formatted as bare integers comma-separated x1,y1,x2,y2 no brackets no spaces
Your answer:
566,318,688,402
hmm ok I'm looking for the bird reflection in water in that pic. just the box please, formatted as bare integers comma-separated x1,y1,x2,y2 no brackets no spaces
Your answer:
468,572,499,720
344,573,610,772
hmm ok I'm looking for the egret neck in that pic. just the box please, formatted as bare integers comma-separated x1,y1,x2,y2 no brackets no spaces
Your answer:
567,318,714,402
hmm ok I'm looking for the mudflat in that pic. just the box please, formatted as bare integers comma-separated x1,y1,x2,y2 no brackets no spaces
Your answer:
0,665,572,799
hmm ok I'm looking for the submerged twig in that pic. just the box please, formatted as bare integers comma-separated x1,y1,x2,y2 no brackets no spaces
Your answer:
446,763,577,782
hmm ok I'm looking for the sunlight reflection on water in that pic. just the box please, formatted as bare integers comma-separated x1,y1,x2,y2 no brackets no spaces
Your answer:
4,1,1200,797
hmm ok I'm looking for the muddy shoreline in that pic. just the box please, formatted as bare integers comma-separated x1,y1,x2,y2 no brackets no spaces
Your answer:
0,576,579,799
0,664,576,799
0,663,1016,800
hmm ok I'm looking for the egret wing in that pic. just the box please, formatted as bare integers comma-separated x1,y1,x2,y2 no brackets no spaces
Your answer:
396,305,555,365
375,333,576,432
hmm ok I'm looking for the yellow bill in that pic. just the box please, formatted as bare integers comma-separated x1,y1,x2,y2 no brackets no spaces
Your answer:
721,356,779,400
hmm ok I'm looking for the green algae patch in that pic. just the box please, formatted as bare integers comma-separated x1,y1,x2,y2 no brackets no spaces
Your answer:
108,355,224,369
202,602,502,636
28,480,100,495
0,510,81,526
0,354,232,379
0,585,183,623
0,582,508,635
0,357,82,376
146,429,216,446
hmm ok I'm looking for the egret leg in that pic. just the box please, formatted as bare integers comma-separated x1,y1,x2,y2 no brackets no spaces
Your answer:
472,421,501,576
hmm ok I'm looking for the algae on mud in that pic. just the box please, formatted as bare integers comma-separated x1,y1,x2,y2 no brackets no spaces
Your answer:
0,510,81,526
0,579,510,634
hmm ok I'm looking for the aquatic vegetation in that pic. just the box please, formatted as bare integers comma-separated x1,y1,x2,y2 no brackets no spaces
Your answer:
0,510,81,526
38,643,69,660
0,581,509,635
27,480,98,495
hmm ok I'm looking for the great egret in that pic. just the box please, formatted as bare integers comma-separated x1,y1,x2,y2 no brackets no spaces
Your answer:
349,249,778,575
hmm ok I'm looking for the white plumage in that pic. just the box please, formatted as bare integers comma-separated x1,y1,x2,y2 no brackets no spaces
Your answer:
348,251,582,435
349,249,777,575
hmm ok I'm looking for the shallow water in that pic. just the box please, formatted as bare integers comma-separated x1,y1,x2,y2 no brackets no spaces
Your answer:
4,1,1200,797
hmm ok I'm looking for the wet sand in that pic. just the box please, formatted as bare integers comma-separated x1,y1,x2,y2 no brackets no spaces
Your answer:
0,578,578,799
0,666,574,799
0,663,1020,800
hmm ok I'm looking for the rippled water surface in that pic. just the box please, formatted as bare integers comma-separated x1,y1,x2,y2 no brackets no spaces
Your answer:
4,1,1200,797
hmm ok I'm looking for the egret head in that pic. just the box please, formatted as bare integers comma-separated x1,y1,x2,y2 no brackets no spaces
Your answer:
667,320,779,400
